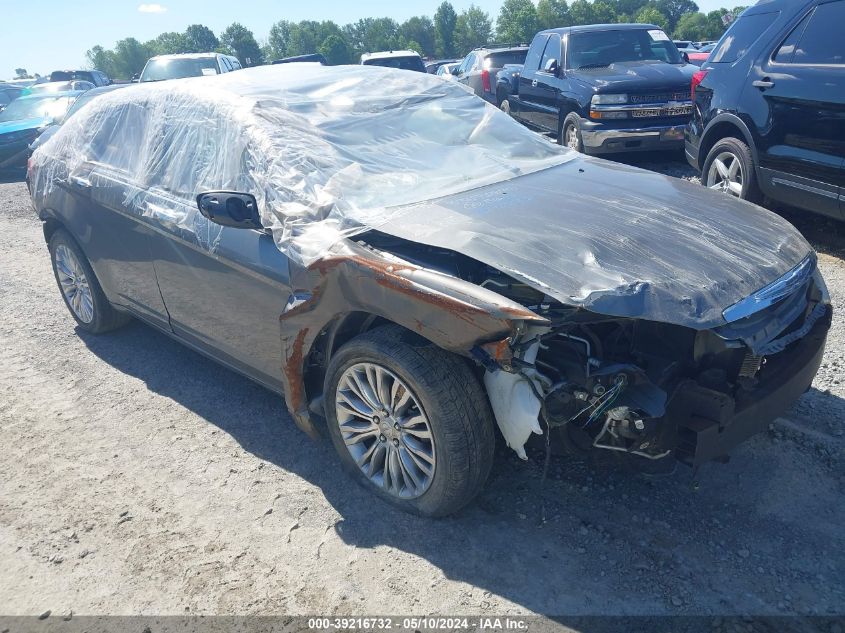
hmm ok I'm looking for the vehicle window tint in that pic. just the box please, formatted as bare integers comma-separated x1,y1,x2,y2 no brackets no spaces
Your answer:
86,102,148,173
539,35,561,72
791,1,845,64
525,34,550,71
486,50,528,68
567,29,681,68
231,58,242,69
458,54,474,74
709,12,779,63
362,56,426,72
773,12,810,63
221,57,232,72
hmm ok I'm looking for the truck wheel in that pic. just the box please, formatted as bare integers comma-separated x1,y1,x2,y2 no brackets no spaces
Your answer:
324,325,496,517
48,229,131,334
499,98,512,115
702,137,762,204
560,113,584,152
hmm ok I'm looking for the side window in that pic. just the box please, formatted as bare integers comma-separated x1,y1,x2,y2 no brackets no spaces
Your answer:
791,1,845,64
220,57,232,72
230,58,242,70
87,101,149,174
525,34,550,72
539,34,561,72
457,54,474,75
773,12,810,63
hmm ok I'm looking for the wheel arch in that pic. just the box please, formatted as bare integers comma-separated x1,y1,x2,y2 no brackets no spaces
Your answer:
699,114,758,171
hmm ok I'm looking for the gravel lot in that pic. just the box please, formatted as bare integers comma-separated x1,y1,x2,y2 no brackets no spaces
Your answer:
0,154,843,619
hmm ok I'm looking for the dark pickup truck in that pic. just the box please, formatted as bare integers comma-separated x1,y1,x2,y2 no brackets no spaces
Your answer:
496,24,698,154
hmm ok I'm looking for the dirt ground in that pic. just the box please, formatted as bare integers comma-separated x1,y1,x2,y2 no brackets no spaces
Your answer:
0,156,843,618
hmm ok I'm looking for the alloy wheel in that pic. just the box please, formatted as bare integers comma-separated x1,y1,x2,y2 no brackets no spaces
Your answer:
565,124,579,150
54,244,94,323
334,362,435,499
706,150,744,197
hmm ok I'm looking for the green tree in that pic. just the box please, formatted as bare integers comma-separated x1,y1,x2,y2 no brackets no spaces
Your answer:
635,5,669,30
704,9,728,37
220,23,263,66
183,24,219,53
111,38,152,79
592,0,618,22
569,0,595,25
14,68,29,79
653,0,699,31
318,33,353,64
399,16,436,58
454,6,493,54
537,0,570,29
268,20,293,59
86,45,118,77
149,31,187,56
344,18,399,56
674,11,709,39
434,2,458,57
496,0,538,43
610,0,649,16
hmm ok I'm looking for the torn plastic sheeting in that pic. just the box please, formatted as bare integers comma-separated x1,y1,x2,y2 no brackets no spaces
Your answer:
29,64,574,265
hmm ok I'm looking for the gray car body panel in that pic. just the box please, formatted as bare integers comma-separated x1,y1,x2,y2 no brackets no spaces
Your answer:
374,155,812,330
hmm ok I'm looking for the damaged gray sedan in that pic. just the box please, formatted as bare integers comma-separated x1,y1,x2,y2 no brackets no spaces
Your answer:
29,65,831,516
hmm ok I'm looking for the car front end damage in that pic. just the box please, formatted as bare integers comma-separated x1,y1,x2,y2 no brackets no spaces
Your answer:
473,254,831,467
282,232,830,470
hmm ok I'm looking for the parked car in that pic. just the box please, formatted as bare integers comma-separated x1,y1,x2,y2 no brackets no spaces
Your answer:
686,0,845,219
673,40,696,50
272,53,327,65
28,65,831,516
27,80,95,94
497,24,696,154
454,44,528,104
435,62,460,79
0,91,82,168
681,42,716,66
140,53,242,82
0,82,25,111
425,59,459,74
39,70,112,87
28,84,128,156
360,50,426,72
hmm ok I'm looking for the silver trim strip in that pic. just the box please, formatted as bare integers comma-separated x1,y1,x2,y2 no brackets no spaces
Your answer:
772,177,839,200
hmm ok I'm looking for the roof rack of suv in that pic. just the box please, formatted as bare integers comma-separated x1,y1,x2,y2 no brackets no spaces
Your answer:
472,42,529,51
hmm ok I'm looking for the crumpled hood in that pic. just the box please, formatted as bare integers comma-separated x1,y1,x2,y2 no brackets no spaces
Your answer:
374,156,812,330
572,61,696,93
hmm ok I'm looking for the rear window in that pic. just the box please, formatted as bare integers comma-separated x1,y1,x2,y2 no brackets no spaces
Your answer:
485,50,528,68
362,56,426,72
709,12,779,63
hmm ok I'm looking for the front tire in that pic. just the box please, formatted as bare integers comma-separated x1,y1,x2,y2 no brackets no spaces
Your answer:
48,229,130,334
324,325,495,517
702,137,761,203
499,97,512,115
560,113,584,152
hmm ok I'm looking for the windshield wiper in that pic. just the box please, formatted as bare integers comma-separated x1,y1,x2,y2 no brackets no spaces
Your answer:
577,63,610,69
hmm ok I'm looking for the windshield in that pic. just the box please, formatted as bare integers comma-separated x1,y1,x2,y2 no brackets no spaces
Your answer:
362,56,426,72
141,58,219,82
568,29,682,69
0,96,73,122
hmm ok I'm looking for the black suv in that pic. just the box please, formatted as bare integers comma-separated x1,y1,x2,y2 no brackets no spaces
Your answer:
685,0,845,219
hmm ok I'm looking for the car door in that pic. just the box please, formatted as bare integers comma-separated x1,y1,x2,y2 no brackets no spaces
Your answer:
455,53,478,92
533,34,563,132
56,100,170,327
517,34,551,127
139,106,292,391
749,0,845,218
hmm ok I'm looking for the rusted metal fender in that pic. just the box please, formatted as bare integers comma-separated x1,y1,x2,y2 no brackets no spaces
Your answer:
279,242,549,437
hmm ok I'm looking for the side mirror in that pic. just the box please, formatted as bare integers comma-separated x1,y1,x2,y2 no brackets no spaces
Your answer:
682,52,690,64
197,191,262,229
544,58,559,74
451,66,460,75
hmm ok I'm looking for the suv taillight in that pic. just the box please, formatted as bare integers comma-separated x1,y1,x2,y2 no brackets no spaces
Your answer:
691,70,708,101
481,69,491,93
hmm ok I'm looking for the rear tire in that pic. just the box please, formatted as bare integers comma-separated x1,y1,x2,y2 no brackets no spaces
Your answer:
702,137,761,204
48,229,130,334
324,325,496,517
499,97,512,115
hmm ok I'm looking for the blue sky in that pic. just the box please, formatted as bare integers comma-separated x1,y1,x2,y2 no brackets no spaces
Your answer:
2,0,727,79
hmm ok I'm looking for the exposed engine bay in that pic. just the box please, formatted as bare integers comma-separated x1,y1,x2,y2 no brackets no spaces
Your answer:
360,231,832,468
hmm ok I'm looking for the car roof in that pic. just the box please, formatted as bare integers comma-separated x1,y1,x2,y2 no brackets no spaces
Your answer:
745,0,815,15
148,53,222,61
540,23,663,35
361,50,421,61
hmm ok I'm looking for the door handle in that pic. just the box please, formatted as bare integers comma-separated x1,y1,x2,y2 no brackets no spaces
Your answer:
531,79,538,87
69,175,92,189
752,78,774,90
